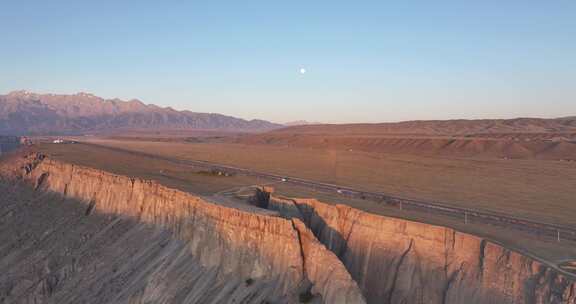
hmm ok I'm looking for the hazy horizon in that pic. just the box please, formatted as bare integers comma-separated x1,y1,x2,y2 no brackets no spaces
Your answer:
1,1,575,123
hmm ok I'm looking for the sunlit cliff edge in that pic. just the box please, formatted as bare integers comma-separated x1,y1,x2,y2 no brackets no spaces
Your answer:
259,193,576,304
0,153,363,304
1,152,575,303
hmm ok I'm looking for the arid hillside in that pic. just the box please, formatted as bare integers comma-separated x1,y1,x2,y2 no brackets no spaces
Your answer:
0,91,280,135
269,118,576,136
235,118,576,160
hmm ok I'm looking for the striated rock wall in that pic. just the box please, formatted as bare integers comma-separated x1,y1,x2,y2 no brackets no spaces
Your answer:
30,159,303,293
291,219,365,303
264,193,576,304
6,151,575,303
0,186,289,303
5,155,364,303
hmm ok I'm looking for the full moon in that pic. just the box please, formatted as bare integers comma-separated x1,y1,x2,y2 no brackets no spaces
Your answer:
299,68,306,74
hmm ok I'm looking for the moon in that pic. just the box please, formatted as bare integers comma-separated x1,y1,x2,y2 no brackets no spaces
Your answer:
299,68,306,74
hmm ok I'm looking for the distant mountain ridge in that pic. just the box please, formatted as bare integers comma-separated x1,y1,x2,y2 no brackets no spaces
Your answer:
0,91,281,135
283,120,323,126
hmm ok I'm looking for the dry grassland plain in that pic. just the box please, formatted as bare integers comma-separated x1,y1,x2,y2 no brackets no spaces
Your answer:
49,138,576,228
37,142,260,195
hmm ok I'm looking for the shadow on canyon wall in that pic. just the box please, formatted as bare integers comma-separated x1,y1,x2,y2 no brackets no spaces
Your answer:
0,181,301,304
0,153,366,303
253,189,576,304
2,150,574,304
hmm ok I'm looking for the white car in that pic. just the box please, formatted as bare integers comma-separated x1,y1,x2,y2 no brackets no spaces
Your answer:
281,178,288,182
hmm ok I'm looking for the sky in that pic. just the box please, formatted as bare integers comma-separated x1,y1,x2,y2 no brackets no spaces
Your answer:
1,1,575,123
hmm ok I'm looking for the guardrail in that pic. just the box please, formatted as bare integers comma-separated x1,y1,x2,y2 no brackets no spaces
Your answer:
80,142,576,242
209,164,576,242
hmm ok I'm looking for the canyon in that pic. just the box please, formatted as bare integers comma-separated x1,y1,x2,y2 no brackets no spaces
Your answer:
1,152,575,303
0,153,363,303
262,193,576,303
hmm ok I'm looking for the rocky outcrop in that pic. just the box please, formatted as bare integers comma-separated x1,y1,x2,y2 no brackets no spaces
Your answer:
262,192,576,304
1,154,364,303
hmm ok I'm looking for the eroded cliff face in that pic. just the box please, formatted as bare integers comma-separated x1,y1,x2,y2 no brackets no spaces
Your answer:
4,151,576,304
263,192,576,304
31,159,303,290
1,154,365,304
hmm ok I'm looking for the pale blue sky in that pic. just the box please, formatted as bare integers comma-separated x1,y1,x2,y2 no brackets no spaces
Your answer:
1,1,575,123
